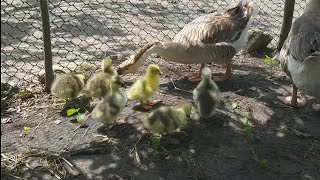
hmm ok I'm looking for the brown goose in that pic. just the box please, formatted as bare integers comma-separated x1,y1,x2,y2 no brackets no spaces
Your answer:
117,0,258,82
278,0,320,110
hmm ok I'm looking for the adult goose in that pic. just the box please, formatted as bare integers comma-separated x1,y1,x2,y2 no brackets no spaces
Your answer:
278,0,320,111
117,0,258,82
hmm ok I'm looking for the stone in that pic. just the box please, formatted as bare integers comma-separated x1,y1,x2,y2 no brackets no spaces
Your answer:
244,29,273,53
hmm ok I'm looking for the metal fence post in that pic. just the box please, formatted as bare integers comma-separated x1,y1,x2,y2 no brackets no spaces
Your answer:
277,0,295,52
40,0,54,92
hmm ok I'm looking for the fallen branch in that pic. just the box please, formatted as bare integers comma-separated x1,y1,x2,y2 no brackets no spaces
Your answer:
170,79,193,94
34,108,48,132
264,102,292,108
81,127,89,138
71,130,79,140
130,135,143,155
62,157,74,169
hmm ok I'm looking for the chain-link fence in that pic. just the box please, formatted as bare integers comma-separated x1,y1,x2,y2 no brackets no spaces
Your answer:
1,0,309,86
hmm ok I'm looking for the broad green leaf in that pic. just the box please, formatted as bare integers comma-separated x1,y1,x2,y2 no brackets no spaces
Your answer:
263,55,280,67
67,108,80,116
24,127,31,132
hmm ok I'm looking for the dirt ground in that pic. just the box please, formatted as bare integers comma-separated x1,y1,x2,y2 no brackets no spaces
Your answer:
1,54,320,180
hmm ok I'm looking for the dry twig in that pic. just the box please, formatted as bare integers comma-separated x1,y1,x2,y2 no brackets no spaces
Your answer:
34,108,48,132
170,79,193,93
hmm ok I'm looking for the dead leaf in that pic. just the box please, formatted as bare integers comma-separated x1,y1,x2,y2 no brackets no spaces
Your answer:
189,149,195,154
92,133,109,141
18,89,33,98
1,117,12,124
54,120,61,125
231,102,239,109
6,108,16,113
276,124,289,133
133,148,141,165
117,119,125,124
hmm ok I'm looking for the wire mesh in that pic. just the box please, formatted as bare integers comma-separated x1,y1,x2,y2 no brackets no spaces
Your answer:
1,0,309,86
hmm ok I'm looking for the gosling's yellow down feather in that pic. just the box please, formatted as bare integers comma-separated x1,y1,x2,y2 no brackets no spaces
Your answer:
127,64,162,106
143,103,192,134
84,58,117,99
101,57,117,76
51,73,85,100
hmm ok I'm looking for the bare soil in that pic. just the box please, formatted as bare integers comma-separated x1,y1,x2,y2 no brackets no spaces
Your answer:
1,54,320,180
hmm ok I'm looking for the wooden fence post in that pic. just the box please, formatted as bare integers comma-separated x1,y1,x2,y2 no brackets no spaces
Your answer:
277,0,295,52
40,0,54,92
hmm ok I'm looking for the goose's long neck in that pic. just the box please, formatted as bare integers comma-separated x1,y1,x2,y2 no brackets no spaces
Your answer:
118,42,164,74
138,42,186,63
138,42,164,63
117,41,185,74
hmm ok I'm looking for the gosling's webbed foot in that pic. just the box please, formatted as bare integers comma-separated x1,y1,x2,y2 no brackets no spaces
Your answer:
147,100,162,106
187,74,202,82
187,64,205,82
141,103,154,110
213,62,232,82
213,75,230,82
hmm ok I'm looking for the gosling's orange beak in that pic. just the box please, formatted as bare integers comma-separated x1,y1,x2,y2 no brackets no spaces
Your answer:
159,70,163,76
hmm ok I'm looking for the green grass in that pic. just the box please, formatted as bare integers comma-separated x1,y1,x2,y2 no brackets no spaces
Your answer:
263,55,280,69
148,135,168,161
67,108,87,126
241,117,268,165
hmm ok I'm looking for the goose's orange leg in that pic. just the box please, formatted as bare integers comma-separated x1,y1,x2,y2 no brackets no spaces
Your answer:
213,61,232,82
188,64,205,82
140,100,154,110
147,100,162,106
278,84,307,108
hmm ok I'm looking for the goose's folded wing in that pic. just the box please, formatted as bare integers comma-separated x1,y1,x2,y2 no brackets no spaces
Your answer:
289,15,320,62
279,37,291,76
279,15,320,76
289,32,320,62
173,13,249,47
185,43,236,64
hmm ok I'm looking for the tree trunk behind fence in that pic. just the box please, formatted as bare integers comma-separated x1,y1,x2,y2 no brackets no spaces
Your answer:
277,0,295,52
40,0,54,92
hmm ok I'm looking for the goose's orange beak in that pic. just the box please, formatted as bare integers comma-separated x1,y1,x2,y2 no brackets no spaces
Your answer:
159,70,163,76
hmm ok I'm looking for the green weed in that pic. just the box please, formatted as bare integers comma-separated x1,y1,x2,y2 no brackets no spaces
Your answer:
148,135,168,161
263,55,280,69
241,117,268,165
